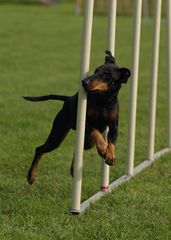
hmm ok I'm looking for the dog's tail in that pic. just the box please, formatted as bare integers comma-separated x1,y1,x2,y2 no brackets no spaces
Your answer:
23,95,70,102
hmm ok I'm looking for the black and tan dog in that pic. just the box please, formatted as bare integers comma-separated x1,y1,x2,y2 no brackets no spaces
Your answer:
24,51,131,185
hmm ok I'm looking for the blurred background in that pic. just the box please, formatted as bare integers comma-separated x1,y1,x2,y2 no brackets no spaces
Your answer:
75,0,167,16
0,0,167,16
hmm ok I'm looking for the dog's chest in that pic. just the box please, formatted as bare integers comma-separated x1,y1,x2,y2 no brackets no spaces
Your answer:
86,106,117,125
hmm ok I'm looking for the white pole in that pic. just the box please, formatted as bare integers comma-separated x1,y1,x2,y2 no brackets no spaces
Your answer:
70,0,94,214
107,0,117,54
101,130,110,191
166,0,171,148
147,0,162,160
126,0,142,176
143,0,149,19
100,0,117,191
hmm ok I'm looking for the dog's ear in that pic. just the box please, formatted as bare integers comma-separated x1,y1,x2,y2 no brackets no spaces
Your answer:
105,50,116,64
119,68,131,83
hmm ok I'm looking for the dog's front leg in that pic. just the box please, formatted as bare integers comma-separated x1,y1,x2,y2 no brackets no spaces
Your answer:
90,129,108,158
105,141,115,166
105,116,118,166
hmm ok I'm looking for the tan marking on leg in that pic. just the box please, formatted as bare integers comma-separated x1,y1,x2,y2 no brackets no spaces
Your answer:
27,153,43,185
105,142,115,166
91,129,107,157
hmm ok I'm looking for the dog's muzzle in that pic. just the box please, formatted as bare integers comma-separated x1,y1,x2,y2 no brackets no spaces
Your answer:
82,79,90,88
81,75,95,91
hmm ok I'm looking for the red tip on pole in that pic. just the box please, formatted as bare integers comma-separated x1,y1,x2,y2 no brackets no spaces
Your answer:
100,186,109,191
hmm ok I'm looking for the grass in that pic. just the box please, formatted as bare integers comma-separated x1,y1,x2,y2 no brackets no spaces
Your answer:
0,2,170,239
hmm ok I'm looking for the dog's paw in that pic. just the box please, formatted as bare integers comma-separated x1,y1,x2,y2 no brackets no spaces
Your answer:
27,171,35,185
105,157,115,166
105,145,116,166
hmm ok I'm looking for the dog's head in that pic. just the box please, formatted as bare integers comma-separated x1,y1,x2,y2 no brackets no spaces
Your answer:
82,51,131,93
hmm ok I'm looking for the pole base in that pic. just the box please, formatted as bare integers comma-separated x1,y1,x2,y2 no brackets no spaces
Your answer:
69,209,80,215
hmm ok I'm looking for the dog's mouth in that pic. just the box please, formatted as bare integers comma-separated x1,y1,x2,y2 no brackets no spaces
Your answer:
82,78,109,93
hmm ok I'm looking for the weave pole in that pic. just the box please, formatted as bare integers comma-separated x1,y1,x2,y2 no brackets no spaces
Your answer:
72,0,171,215
126,0,142,176
147,0,162,160
70,0,94,215
166,0,171,147
100,0,117,191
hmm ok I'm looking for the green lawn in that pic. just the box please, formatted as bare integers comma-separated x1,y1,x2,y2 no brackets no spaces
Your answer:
0,2,170,240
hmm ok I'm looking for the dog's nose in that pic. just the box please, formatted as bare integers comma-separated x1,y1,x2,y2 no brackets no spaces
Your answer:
81,78,90,88
82,81,87,88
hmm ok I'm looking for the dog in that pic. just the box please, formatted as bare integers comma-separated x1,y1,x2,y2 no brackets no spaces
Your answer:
24,51,131,185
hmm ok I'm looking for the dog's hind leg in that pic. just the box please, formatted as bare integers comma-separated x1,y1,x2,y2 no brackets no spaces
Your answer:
27,103,71,185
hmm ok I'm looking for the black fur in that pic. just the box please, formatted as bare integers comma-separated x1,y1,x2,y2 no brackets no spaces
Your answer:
24,51,131,184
